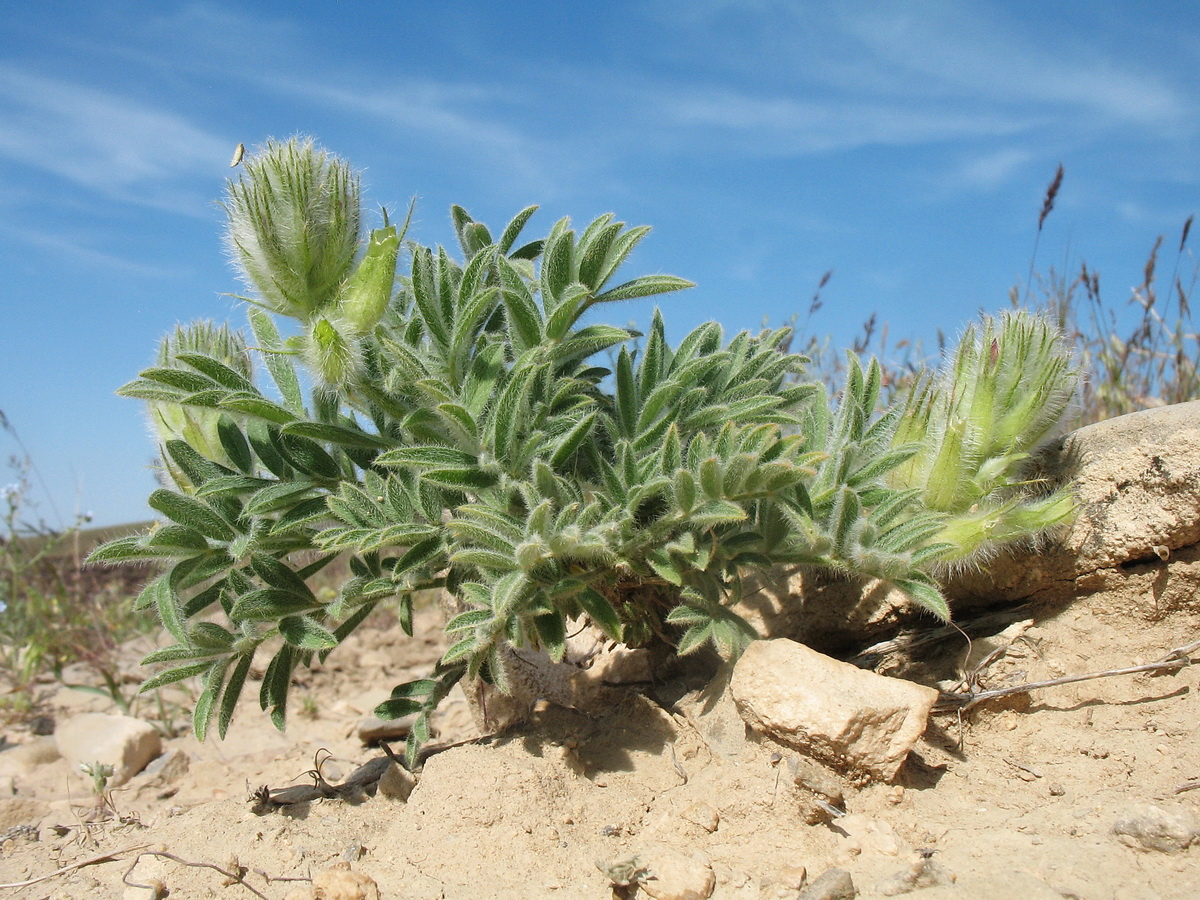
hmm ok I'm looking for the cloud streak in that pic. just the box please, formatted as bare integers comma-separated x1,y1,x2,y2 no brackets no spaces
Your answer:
0,64,229,215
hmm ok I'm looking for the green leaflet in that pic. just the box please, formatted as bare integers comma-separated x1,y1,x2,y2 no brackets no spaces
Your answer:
148,489,238,541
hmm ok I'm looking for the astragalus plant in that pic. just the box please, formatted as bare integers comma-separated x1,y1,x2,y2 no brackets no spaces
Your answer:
91,138,1079,762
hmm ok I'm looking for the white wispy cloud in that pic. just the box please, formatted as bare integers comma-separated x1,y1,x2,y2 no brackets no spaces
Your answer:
633,0,1192,186
949,148,1037,192
0,221,185,278
0,64,229,215
653,89,1035,155
258,75,554,189
836,4,1187,130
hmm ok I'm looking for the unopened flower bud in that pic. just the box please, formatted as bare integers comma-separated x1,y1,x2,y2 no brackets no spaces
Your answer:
306,316,360,387
224,137,361,321
339,224,399,334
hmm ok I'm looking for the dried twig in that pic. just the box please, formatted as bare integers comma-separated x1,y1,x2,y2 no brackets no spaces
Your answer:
850,606,1032,669
0,843,150,889
934,639,1200,714
123,850,298,900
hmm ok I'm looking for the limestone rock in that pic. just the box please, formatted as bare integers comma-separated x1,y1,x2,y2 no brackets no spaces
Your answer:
132,748,189,793
837,814,904,857
797,867,856,900
312,862,381,900
638,844,716,900
876,856,955,895
377,761,417,801
355,713,414,744
679,801,719,833
736,402,1200,646
55,713,161,786
947,401,1200,608
0,737,60,778
1112,802,1199,852
731,639,936,780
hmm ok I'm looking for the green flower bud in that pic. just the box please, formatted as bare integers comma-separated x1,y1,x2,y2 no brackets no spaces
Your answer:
339,224,399,335
224,137,361,321
305,316,360,387
150,321,252,488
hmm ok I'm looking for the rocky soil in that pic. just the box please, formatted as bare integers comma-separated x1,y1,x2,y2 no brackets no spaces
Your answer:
0,403,1196,900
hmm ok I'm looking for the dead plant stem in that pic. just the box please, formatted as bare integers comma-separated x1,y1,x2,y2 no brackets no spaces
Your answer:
934,639,1200,713
0,843,150,890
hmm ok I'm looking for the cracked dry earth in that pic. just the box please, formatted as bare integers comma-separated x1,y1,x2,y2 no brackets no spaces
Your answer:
1,566,1199,899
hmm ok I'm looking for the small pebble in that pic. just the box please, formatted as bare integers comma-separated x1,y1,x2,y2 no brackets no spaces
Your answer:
1112,803,1199,853
680,802,719,833
877,857,955,896
774,864,807,890
797,867,856,900
1048,783,1065,796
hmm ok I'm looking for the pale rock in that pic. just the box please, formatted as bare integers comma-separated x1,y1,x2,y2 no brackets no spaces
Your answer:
770,864,808,892
680,801,719,833
876,856,955,895
1112,802,1199,852
311,862,381,900
790,754,847,823
731,639,937,780
55,713,162,786
133,748,189,792
0,737,60,777
355,713,415,744
947,401,1200,607
737,402,1200,646
121,878,167,900
377,761,417,801
638,844,716,900
797,867,856,900
837,814,904,857
674,667,752,761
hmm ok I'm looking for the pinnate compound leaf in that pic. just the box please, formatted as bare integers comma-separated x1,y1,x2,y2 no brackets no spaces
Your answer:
446,609,492,633
894,577,950,620
165,440,237,487
142,574,188,644
377,446,478,469
260,645,295,731
245,480,322,515
140,643,222,665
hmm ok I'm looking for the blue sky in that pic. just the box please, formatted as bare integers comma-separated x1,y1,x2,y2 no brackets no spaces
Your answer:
1,1,1197,529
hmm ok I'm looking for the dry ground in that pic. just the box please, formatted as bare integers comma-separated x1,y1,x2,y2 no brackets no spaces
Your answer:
0,576,1197,900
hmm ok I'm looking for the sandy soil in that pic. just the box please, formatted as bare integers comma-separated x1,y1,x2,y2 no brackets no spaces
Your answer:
0,581,1198,900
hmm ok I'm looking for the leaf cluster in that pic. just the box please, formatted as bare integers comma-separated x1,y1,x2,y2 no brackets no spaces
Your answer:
91,139,1079,761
